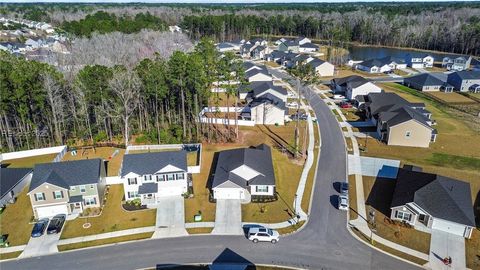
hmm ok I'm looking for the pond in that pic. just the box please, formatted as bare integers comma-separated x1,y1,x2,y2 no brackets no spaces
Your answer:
346,44,465,61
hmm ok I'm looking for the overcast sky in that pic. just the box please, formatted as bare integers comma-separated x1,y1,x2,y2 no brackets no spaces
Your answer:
1,0,476,3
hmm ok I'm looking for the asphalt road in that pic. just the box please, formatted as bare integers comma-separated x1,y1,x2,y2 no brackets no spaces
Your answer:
0,69,420,270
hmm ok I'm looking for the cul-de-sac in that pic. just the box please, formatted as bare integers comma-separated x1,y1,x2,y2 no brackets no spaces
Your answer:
0,2,479,270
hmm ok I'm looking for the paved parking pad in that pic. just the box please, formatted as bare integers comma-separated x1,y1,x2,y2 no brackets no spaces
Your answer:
428,229,466,270
151,196,187,238
212,199,243,235
21,233,60,258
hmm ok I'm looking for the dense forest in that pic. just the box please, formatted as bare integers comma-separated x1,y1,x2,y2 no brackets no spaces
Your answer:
0,40,245,152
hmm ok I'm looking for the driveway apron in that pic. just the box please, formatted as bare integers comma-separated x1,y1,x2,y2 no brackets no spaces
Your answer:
20,233,61,258
151,196,187,238
212,199,243,235
428,229,466,270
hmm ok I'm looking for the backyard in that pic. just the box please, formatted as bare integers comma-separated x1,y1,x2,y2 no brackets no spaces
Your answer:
60,184,156,239
0,187,34,247
62,147,125,177
1,153,57,168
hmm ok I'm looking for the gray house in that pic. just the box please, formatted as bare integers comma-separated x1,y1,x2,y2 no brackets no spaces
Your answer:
446,71,480,93
442,56,472,71
390,167,475,238
404,73,454,92
211,144,276,202
0,167,32,207
27,159,106,219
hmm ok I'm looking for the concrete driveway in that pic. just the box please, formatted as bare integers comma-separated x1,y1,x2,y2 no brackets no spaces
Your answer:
212,199,243,235
20,232,60,258
151,196,187,238
428,229,466,270
348,155,400,178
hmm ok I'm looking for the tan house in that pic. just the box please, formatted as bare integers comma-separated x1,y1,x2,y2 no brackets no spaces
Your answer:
365,92,437,148
27,159,106,219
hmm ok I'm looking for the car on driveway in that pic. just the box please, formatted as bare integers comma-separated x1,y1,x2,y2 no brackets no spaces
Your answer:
248,227,280,244
339,102,352,109
339,182,349,195
47,214,66,234
31,218,49,238
337,195,349,211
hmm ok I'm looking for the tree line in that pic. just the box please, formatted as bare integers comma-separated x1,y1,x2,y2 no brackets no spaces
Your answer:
0,39,245,152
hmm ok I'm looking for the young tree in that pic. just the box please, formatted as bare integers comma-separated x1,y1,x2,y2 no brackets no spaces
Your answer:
42,72,65,145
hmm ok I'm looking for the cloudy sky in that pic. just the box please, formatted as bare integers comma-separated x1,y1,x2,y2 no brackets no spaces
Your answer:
1,0,474,3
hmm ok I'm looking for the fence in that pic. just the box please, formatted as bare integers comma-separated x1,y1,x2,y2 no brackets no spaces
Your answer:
0,145,67,163
198,106,255,126
105,176,122,185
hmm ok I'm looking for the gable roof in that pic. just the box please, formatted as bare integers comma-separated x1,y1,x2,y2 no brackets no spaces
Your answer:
391,168,475,226
29,159,102,192
404,73,445,87
332,75,367,87
249,93,287,111
450,70,480,80
0,167,32,198
299,43,318,49
245,68,270,79
239,81,287,97
306,58,328,69
367,92,425,116
379,106,432,129
121,151,187,177
212,144,275,189
359,58,389,69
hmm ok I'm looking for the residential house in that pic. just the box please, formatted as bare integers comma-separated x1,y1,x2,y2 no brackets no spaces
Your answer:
306,58,335,77
390,167,475,238
240,81,288,102
405,54,434,68
365,92,436,148
241,94,286,125
211,144,276,202
240,43,257,58
27,159,106,219
0,167,32,207
121,151,188,206
298,43,319,53
25,38,42,50
278,40,299,53
245,68,272,82
251,45,270,60
217,42,237,52
442,56,472,71
404,73,454,92
447,71,480,93
274,37,287,46
246,38,267,47
471,58,480,71
356,59,392,74
331,75,382,100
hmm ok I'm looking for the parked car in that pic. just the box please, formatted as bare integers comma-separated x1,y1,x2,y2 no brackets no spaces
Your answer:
291,112,308,120
340,182,349,195
0,235,9,247
47,214,66,234
383,70,394,74
337,195,349,211
248,227,280,244
333,94,346,100
286,102,298,108
339,102,352,109
31,218,49,238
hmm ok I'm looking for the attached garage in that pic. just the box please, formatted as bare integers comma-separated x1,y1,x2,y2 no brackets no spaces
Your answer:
157,186,185,197
432,219,470,238
213,188,245,200
35,204,69,219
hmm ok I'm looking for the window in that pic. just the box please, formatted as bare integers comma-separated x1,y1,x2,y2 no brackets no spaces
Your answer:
166,174,175,181
80,185,86,193
405,131,412,138
53,191,63,199
84,197,97,206
127,191,139,199
255,186,269,193
34,193,45,201
71,187,76,191
128,178,137,185
144,175,153,182
90,185,94,189
176,173,185,180
395,211,412,222
156,175,164,182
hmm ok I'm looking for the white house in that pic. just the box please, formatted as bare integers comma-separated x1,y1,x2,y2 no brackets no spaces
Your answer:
298,43,319,53
356,59,392,74
405,54,434,69
211,144,276,202
239,81,288,102
331,75,382,100
307,58,335,77
241,94,286,125
121,151,188,205
390,167,475,239
245,68,272,82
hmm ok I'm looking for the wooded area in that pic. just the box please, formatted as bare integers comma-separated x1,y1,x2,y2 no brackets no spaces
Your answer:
0,39,245,152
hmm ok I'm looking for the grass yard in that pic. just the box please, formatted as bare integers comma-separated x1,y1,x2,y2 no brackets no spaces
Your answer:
57,232,153,251
0,251,23,261
466,229,480,269
301,124,319,213
362,176,431,254
62,147,125,177
208,92,240,107
1,153,57,168
348,175,358,220
128,147,199,166
276,220,306,235
0,187,34,247
427,91,477,104
186,227,213,234
60,185,156,239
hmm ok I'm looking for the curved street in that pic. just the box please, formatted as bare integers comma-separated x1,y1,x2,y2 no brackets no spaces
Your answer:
0,69,420,270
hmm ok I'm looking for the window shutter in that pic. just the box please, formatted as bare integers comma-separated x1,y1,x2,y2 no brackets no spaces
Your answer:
34,194,38,201
61,190,64,198
42,193,45,200
52,191,55,198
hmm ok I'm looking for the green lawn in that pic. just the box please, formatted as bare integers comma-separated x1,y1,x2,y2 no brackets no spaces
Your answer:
60,185,156,239
0,187,34,247
2,154,57,168
57,232,153,251
63,147,125,177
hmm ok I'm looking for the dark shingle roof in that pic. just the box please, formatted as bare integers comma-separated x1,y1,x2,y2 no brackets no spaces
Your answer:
391,169,475,226
0,167,32,198
379,106,432,129
367,92,425,116
299,43,318,49
29,159,102,192
306,58,327,69
240,81,287,97
450,71,480,80
138,183,158,194
245,68,270,79
249,93,286,111
121,151,187,177
332,75,367,88
404,73,445,87
212,144,275,188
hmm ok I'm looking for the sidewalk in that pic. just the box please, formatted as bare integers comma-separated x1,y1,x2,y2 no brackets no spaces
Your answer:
0,245,26,254
57,226,156,245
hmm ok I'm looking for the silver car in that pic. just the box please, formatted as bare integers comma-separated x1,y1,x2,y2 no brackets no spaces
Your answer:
248,227,280,244
337,195,349,211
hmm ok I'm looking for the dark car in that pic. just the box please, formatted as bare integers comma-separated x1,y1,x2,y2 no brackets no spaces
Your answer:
31,218,49,238
47,214,66,234
340,182,349,195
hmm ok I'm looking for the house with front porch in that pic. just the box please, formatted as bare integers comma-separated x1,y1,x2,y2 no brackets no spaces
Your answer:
390,167,475,239
27,159,106,219
211,144,276,202
121,151,188,206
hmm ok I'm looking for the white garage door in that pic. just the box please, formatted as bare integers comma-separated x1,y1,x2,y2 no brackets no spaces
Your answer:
36,204,69,219
214,188,244,200
157,186,184,197
432,219,467,237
